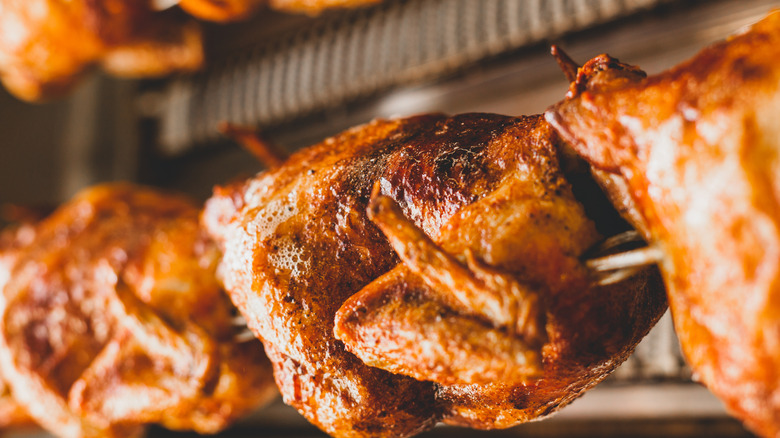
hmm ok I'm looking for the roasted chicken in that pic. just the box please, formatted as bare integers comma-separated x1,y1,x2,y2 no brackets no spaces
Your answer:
546,10,780,438
0,183,277,438
0,0,203,101
0,0,383,101
203,113,667,436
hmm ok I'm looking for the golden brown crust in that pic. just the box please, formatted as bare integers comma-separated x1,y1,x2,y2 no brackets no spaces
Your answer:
205,113,667,435
546,10,780,438
0,183,276,438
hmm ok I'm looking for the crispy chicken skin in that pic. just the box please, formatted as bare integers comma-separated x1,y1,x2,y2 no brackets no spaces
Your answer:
0,183,276,438
0,0,203,101
546,10,780,437
203,113,666,436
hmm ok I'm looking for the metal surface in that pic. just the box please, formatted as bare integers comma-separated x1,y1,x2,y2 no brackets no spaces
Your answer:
151,0,675,155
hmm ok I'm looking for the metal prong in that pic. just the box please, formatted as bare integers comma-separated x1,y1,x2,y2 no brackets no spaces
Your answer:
594,266,644,286
586,245,664,273
231,315,248,327
589,230,645,254
151,0,180,11
234,328,257,343
584,230,664,285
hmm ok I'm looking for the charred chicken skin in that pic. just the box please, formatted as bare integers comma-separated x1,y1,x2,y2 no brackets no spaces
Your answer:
0,0,203,101
546,10,780,438
203,113,667,436
0,183,276,438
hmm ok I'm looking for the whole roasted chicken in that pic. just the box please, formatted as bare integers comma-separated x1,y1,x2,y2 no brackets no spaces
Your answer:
203,112,667,436
0,0,382,101
0,183,277,438
0,0,203,101
546,10,780,438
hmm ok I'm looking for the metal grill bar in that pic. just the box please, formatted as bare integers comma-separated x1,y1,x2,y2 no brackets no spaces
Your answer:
152,0,674,155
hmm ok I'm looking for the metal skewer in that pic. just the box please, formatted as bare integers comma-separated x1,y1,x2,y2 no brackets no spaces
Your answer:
151,0,180,10
585,231,664,286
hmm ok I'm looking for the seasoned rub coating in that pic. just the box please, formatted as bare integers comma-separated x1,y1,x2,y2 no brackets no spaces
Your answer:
204,113,666,436
0,183,276,438
546,10,780,438
0,0,202,101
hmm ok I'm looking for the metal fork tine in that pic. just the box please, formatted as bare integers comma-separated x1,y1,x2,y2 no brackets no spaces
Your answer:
151,0,180,10
594,266,644,286
234,328,257,343
590,230,644,254
585,230,663,286
587,245,664,273
231,315,248,327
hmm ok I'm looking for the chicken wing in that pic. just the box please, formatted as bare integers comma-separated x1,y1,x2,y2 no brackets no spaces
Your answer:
0,183,276,438
0,0,203,101
546,10,780,437
203,113,666,436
